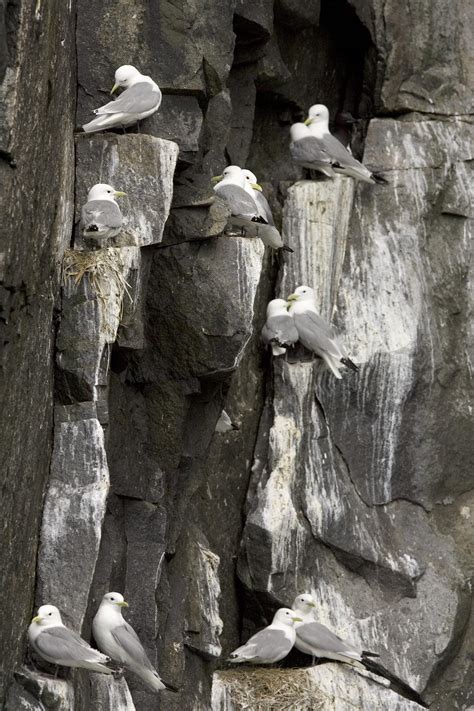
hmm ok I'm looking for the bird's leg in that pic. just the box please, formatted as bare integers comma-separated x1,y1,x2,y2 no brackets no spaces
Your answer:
54,665,60,678
240,226,246,237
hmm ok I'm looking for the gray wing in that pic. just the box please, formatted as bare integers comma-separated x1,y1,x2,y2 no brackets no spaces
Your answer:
81,200,123,229
290,137,333,166
318,133,369,172
253,191,274,225
35,626,99,663
294,311,345,358
96,83,161,115
239,628,293,661
215,184,259,220
297,621,360,657
262,314,299,346
112,622,154,671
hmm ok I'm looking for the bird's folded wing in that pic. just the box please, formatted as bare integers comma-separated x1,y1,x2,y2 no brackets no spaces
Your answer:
297,622,360,658
215,184,258,220
35,627,100,662
316,133,370,172
96,83,161,115
294,311,344,358
112,622,154,670
81,200,123,229
254,192,275,225
240,628,292,659
290,138,333,165
263,315,299,345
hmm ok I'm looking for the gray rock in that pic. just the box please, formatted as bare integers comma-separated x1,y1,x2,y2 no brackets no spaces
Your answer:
8,670,75,711
275,0,321,28
75,134,178,248
36,411,110,629
0,0,75,699
89,675,136,711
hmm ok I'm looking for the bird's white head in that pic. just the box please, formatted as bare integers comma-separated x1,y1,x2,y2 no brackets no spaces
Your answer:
212,165,246,190
292,592,316,614
290,122,311,142
273,608,304,627
86,183,126,203
31,604,62,627
305,104,330,129
267,298,289,317
287,285,315,305
100,592,129,609
241,169,262,192
111,65,142,93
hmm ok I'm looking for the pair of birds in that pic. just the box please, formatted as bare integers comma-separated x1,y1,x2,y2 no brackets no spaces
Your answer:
290,104,386,185
229,592,378,670
262,285,358,379
28,593,175,693
212,165,293,252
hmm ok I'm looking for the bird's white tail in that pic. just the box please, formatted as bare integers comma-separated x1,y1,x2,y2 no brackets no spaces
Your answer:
82,114,121,133
272,344,286,356
137,667,166,692
321,353,342,378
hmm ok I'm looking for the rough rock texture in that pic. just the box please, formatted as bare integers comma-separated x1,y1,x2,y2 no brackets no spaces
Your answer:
0,0,76,701
1,0,473,710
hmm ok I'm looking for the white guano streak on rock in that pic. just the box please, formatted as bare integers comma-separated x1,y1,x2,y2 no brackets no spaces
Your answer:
230,236,265,371
90,674,136,711
195,542,224,658
38,418,109,630
280,178,354,318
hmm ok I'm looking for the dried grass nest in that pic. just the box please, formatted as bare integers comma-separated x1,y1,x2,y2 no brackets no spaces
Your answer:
62,248,131,307
216,668,330,711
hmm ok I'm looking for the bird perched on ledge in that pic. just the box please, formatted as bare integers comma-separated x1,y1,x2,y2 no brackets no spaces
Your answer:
28,604,113,674
287,285,358,378
291,593,379,668
261,298,299,356
81,183,126,245
228,608,303,664
212,166,293,252
93,592,178,693
301,104,387,184
82,65,162,134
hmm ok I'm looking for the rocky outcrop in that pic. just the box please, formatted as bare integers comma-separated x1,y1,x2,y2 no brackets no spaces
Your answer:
1,0,473,710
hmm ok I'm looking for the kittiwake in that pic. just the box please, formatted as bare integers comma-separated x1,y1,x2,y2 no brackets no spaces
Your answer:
291,594,378,668
28,604,113,673
290,123,337,177
215,410,238,433
304,104,387,184
81,183,126,242
227,608,302,664
287,285,358,378
92,592,177,693
261,298,299,356
82,65,162,134
242,169,275,225
212,166,293,252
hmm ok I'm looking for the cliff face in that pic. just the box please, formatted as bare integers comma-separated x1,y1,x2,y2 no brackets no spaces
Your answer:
1,0,473,710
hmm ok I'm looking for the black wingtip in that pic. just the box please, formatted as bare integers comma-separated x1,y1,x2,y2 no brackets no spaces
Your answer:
163,680,179,693
362,659,429,708
281,245,294,253
372,172,389,184
74,126,85,134
341,357,359,372
362,650,380,658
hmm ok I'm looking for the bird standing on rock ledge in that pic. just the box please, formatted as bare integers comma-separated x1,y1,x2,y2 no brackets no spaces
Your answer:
227,608,303,664
93,592,178,693
82,65,162,134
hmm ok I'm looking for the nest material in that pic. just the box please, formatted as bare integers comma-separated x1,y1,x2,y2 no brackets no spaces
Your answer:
62,248,131,308
217,668,330,711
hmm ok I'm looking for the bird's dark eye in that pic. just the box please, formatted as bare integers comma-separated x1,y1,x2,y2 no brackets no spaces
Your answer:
48,613,52,616
111,597,115,601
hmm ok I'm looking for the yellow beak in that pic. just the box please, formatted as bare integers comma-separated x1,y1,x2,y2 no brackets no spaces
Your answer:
250,183,262,192
117,601,129,608
32,615,41,624
114,191,127,198
303,117,312,126
292,616,303,622
211,175,223,184
111,83,119,94
287,293,298,302
308,602,316,608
